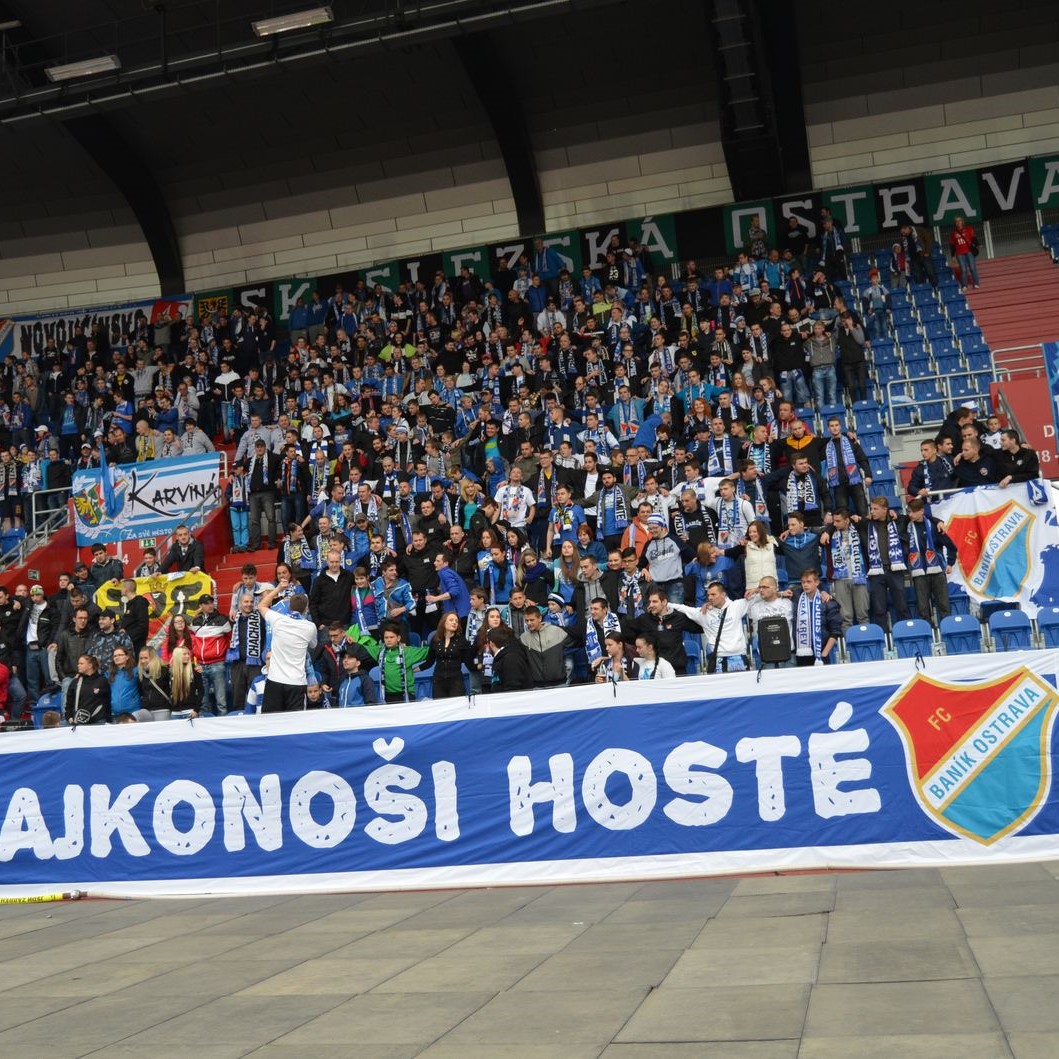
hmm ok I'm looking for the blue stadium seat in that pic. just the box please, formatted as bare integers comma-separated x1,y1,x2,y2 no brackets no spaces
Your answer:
948,375,976,400
988,609,1033,651
414,664,435,700
868,455,892,478
903,355,932,378
889,290,910,309
910,282,935,298
966,351,993,371
947,303,975,321
684,632,704,675
935,354,964,375
923,321,952,341
875,361,904,386
912,378,944,399
1038,607,1059,648
871,341,898,364
820,403,847,423
954,320,981,339
895,325,921,345
892,307,917,328
900,340,927,360
918,304,946,323
862,435,889,457
889,404,916,428
972,371,995,393
939,614,983,655
961,334,989,353
940,286,968,305
845,624,887,662
368,666,384,701
947,585,971,616
892,618,935,659
918,401,947,425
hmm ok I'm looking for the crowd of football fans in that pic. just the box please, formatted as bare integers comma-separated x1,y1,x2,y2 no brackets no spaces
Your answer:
0,207,1044,722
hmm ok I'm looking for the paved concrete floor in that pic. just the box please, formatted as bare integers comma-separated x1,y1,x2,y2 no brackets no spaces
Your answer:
1,862,1058,1057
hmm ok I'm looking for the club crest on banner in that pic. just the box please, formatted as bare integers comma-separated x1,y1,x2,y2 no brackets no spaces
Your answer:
882,667,1059,844
945,498,1034,599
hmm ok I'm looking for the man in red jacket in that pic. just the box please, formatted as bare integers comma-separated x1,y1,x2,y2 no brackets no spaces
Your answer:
190,595,232,715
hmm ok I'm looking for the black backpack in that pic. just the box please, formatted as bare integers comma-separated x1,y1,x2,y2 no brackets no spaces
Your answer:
757,616,792,664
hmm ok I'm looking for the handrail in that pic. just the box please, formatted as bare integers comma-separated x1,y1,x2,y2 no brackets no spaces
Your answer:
0,487,73,573
884,370,991,434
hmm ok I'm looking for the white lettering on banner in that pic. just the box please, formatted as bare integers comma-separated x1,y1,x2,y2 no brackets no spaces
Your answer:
0,699,886,864
880,185,925,227
222,774,283,853
582,749,657,830
983,166,1025,212
584,228,620,268
728,207,767,250
735,736,802,821
363,267,395,291
932,178,977,221
828,190,870,233
153,780,215,856
90,783,150,858
1036,162,1059,206
780,199,817,238
239,287,268,311
431,761,460,842
508,753,577,836
494,244,524,270
662,741,733,826
450,249,485,273
969,507,1029,592
288,771,356,849
923,678,1043,809
276,281,311,320
638,219,674,262
808,702,882,819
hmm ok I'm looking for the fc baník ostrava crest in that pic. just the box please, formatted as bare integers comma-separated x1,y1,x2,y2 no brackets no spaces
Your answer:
883,668,1059,844
946,498,1034,598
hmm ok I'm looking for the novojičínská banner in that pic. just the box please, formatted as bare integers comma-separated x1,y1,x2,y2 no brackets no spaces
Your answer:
72,452,221,546
14,295,193,358
932,481,1059,616
2,652,1058,898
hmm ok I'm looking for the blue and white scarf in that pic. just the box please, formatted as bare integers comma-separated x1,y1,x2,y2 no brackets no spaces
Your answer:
907,518,941,576
796,590,823,659
786,470,819,514
597,486,629,540
735,477,769,520
829,528,866,585
716,498,747,547
824,435,862,487
707,435,735,476
867,519,907,575
585,611,621,663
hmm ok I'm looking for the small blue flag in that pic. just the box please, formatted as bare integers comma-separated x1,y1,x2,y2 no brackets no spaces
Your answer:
97,443,123,520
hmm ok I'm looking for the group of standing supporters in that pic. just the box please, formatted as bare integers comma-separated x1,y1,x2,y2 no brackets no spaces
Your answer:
0,209,1030,721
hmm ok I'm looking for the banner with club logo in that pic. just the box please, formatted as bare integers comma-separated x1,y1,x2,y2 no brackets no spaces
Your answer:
71,452,222,546
13,295,193,359
92,570,215,620
1,651,1058,898
933,481,1059,616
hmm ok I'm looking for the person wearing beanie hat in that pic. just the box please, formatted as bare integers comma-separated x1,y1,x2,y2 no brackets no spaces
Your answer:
643,510,684,603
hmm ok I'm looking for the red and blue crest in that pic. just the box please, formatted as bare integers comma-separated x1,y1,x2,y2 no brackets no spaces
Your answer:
945,498,1034,599
882,668,1059,845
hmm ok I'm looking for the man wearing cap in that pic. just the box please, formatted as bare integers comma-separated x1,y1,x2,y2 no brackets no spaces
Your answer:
75,442,98,472
190,595,232,715
19,585,58,704
643,513,685,603
87,610,133,667
87,543,124,590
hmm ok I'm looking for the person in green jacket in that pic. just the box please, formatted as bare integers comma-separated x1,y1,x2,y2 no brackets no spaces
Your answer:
347,620,434,704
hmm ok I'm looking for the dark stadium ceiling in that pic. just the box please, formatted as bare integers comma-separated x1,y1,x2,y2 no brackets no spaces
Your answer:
0,0,628,121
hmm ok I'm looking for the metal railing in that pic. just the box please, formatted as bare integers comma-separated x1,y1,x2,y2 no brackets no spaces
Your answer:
884,371,994,434
992,343,1046,381
0,487,73,573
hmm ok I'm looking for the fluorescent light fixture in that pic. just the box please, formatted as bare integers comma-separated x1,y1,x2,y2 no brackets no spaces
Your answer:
45,54,121,82
252,5,333,36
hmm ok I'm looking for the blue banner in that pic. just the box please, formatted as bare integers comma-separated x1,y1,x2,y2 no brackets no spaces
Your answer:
71,452,221,546
2,653,1058,897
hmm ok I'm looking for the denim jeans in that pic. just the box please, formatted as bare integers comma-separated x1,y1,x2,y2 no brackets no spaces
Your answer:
201,661,228,715
865,312,888,341
812,364,838,408
25,646,49,702
780,370,811,407
955,253,979,288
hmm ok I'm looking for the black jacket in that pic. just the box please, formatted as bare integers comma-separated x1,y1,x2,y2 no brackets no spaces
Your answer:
491,639,534,691
309,569,355,627
118,595,150,651
65,671,112,725
161,538,205,573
